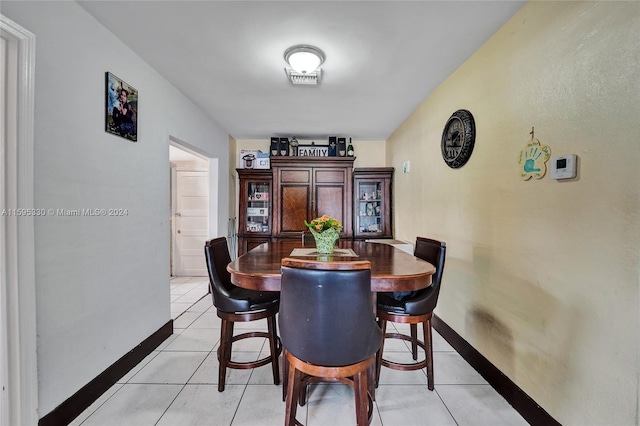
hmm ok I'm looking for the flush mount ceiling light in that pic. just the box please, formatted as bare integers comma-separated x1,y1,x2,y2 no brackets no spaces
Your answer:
284,44,325,86
284,45,325,74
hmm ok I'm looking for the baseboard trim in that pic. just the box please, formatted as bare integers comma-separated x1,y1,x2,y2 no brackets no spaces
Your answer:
432,315,559,426
38,320,173,426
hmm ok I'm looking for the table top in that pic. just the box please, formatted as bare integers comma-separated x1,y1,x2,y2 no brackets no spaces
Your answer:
227,239,435,292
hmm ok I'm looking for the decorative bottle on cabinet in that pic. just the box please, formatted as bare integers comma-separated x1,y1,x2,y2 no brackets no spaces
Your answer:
347,138,354,157
353,167,394,239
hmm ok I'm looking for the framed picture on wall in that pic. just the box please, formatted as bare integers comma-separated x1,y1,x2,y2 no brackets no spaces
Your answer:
105,72,138,142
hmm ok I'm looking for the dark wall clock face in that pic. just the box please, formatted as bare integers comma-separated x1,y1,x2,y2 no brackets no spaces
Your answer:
441,109,476,169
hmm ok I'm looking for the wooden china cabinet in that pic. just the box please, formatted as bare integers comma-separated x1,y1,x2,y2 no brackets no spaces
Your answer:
236,168,273,255
271,156,354,240
236,158,395,255
352,167,394,239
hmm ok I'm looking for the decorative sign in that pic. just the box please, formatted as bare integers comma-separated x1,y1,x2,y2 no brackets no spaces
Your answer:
518,128,550,180
298,144,329,157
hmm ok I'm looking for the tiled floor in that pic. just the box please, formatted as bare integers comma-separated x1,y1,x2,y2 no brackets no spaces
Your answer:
71,276,528,425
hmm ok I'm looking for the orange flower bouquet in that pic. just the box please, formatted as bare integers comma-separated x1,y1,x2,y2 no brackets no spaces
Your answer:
304,215,342,254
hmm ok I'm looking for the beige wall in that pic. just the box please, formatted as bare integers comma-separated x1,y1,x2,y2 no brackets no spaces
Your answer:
387,2,640,424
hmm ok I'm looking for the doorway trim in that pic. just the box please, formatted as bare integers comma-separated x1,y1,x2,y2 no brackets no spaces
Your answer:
169,136,213,277
0,14,38,426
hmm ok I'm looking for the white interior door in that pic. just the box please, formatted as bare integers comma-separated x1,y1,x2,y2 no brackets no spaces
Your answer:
174,170,209,276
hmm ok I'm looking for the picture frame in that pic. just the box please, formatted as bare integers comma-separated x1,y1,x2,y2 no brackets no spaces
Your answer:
105,72,138,142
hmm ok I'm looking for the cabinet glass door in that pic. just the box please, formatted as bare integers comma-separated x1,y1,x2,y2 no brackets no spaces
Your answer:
246,181,270,233
355,180,383,235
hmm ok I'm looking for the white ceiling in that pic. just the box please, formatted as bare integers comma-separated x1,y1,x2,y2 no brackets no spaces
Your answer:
79,1,525,141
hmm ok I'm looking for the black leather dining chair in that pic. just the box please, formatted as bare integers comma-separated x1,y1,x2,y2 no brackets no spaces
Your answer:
279,258,382,426
375,236,446,390
204,237,281,392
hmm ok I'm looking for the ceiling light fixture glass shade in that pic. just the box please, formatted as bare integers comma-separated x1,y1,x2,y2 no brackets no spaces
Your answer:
284,45,325,74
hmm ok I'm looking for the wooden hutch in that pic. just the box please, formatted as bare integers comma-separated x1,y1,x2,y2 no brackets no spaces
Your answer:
236,157,393,255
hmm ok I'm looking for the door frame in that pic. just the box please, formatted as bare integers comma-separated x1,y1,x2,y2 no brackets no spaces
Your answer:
0,14,38,426
169,163,178,275
169,137,212,276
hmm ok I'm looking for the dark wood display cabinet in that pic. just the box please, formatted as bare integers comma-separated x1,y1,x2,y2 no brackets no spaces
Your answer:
236,168,272,255
236,160,392,255
353,167,394,239
271,156,355,240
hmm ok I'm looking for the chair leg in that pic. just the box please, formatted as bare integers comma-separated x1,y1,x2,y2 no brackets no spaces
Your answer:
353,370,369,426
424,318,434,390
366,361,376,401
299,380,307,407
267,314,280,385
285,365,303,426
375,319,387,387
282,349,289,401
410,324,418,360
218,319,234,392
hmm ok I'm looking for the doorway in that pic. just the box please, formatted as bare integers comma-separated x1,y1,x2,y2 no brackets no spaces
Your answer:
169,143,209,277
0,14,37,426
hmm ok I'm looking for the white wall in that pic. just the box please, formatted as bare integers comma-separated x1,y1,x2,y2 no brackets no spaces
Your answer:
2,1,230,416
387,2,640,424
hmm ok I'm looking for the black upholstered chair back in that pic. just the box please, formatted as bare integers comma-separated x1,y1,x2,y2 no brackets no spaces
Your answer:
204,237,240,312
404,237,447,315
414,237,446,288
375,236,447,391
279,258,382,367
204,237,281,392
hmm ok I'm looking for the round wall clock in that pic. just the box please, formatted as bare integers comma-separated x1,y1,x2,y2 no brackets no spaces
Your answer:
441,109,476,169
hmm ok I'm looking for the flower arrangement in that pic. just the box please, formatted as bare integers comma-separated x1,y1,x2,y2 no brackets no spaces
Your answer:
304,215,342,254
304,215,343,233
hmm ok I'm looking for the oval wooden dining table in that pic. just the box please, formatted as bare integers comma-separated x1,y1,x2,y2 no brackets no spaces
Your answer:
227,239,435,292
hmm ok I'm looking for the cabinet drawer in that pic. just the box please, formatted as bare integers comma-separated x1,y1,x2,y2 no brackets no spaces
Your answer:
280,169,310,183
314,169,345,184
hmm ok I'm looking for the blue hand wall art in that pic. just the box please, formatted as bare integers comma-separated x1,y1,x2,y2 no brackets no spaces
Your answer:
519,137,550,180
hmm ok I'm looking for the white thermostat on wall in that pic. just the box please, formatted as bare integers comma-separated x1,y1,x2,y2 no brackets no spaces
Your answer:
550,154,577,180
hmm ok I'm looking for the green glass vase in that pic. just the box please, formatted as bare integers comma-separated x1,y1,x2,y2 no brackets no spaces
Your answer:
309,227,339,254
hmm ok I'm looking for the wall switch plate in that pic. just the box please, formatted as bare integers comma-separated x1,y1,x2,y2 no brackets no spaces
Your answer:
403,161,410,173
